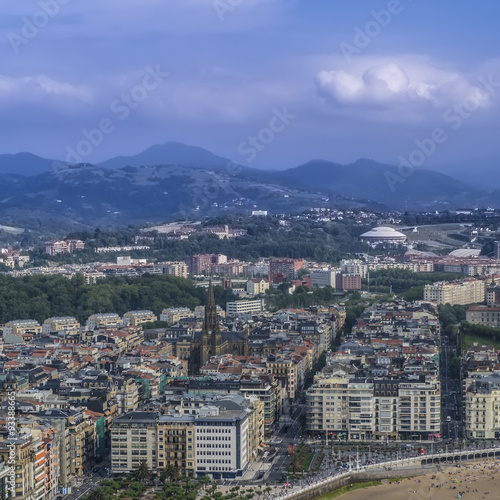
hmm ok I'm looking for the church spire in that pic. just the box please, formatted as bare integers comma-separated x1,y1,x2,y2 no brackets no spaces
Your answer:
204,280,219,333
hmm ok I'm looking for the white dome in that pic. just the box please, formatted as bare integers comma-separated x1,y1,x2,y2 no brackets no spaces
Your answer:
361,226,406,239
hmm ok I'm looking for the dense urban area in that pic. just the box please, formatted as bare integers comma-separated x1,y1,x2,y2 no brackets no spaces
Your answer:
1,209,500,499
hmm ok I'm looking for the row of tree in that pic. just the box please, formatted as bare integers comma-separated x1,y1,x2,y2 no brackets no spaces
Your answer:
0,274,235,325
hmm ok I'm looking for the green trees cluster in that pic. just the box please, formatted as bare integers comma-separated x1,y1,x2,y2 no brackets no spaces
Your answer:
0,274,234,325
265,285,338,310
438,304,468,342
460,320,500,343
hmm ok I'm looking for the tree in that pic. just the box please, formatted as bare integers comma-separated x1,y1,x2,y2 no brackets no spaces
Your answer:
86,488,108,500
134,460,152,481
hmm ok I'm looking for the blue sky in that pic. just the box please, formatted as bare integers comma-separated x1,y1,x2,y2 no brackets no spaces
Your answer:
1,0,500,174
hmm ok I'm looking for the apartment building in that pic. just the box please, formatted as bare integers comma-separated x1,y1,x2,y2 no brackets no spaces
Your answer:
86,313,122,330
123,310,157,326
3,319,42,336
42,316,80,335
161,261,189,278
310,269,342,288
160,307,194,324
465,374,500,439
157,413,196,477
341,274,362,291
306,375,440,441
111,411,159,473
269,258,304,284
423,279,486,305
45,239,85,256
340,259,368,278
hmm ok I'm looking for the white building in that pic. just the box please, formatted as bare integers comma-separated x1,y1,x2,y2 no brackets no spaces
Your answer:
226,299,265,316
310,269,341,288
360,227,407,247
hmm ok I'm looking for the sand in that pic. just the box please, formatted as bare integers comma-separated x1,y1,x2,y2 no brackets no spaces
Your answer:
339,460,500,500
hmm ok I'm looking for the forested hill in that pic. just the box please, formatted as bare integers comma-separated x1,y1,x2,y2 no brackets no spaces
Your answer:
0,274,234,326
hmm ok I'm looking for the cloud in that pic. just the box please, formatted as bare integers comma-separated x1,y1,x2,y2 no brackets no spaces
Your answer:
0,74,92,103
314,57,495,113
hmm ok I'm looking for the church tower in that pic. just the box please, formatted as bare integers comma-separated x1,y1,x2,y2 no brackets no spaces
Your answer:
201,281,222,366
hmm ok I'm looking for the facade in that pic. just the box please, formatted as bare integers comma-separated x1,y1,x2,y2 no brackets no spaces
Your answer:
3,319,42,336
111,411,159,473
306,375,440,441
123,310,157,326
465,374,500,439
246,278,270,296
86,313,122,330
194,405,249,479
340,260,368,279
424,279,486,305
269,259,304,284
160,307,193,324
310,269,342,288
186,254,227,275
341,274,362,291
226,299,265,316
45,239,85,256
466,305,500,328
161,261,189,278
42,317,80,335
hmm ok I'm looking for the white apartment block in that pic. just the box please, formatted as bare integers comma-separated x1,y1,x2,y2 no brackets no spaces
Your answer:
306,376,440,440
3,319,42,336
423,279,486,305
340,259,368,278
226,299,265,316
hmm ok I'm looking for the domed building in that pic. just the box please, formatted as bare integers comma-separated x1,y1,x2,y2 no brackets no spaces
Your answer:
360,226,407,246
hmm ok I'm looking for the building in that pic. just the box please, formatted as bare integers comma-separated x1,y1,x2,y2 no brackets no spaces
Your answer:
310,269,342,288
3,319,42,343
42,316,80,335
111,411,159,473
161,261,189,278
269,259,304,284
86,313,122,330
340,260,368,279
123,310,157,326
190,282,249,373
341,274,362,291
226,299,265,316
246,278,270,296
194,404,249,479
465,373,500,439
495,241,500,260
160,307,194,324
156,413,195,477
360,227,407,246
424,279,486,305
466,305,500,328
45,239,85,256
186,254,227,275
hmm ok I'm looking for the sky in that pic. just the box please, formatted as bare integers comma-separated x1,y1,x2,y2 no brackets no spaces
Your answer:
1,0,500,175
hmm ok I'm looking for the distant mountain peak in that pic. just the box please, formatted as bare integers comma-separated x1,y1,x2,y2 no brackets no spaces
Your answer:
97,141,235,170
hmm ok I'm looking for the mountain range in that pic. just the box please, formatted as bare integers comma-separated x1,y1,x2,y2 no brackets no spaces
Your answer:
0,141,497,232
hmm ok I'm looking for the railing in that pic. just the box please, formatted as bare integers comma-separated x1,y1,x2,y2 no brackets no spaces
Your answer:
280,445,500,500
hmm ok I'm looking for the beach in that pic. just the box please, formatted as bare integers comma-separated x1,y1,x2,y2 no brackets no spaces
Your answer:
339,459,500,500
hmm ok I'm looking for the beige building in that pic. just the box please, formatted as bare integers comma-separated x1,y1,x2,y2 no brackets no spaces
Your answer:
156,414,196,477
111,411,159,474
246,278,270,297
3,319,42,336
424,279,486,305
160,307,194,324
86,313,122,330
161,261,189,278
465,374,500,439
42,316,80,335
123,310,157,326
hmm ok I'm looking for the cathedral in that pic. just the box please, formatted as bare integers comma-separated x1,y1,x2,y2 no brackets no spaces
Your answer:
190,282,249,374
